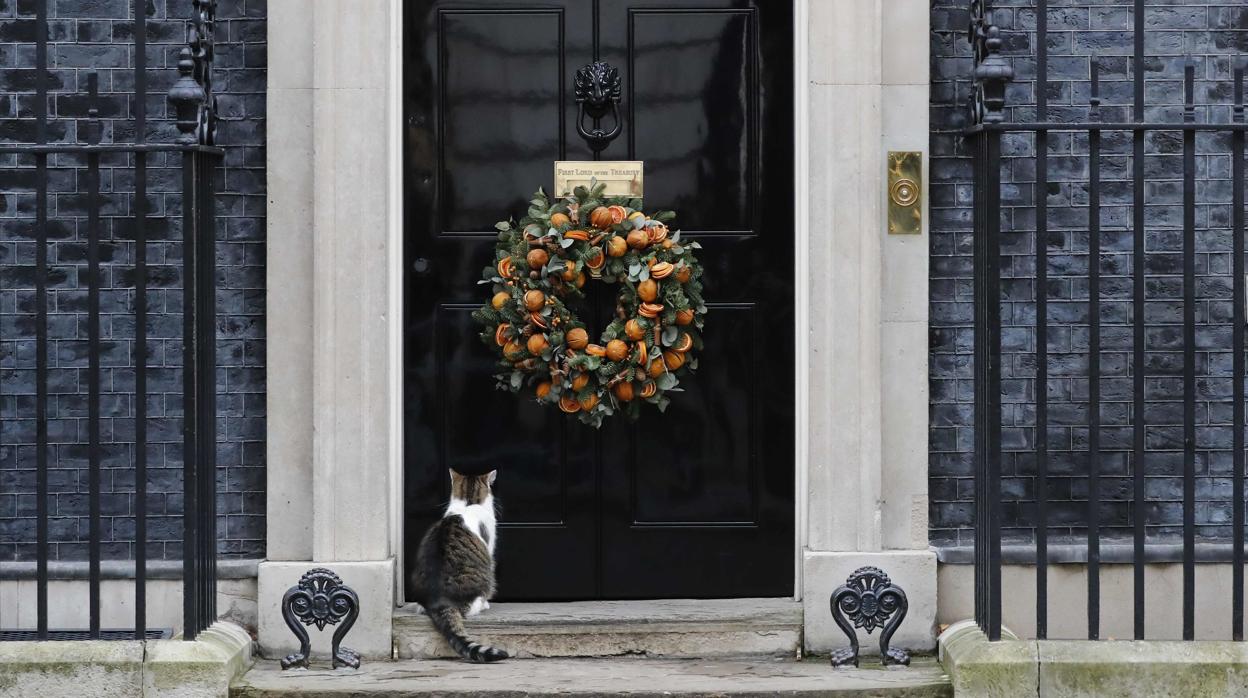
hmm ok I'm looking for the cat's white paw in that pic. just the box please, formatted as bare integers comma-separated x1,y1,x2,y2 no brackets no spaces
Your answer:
466,597,488,616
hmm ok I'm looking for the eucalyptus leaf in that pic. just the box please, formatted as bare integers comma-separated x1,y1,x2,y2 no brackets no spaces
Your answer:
656,372,678,390
509,372,523,390
495,221,511,231
662,326,678,345
639,268,650,282
561,237,576,249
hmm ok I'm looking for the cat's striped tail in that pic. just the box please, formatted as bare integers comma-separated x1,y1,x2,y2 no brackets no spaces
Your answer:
429,604,509,663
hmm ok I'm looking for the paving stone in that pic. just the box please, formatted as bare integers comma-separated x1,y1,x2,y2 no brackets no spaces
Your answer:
232,657,952,698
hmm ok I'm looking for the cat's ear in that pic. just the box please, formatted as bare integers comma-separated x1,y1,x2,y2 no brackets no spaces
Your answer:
448,468,461,482
487,470,497,485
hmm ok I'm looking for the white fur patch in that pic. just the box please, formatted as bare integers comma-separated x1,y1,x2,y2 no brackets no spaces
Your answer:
445,495,497,555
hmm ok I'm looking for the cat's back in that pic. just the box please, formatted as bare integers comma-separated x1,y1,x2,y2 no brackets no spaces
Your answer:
411,514,494,606
418,515,491,566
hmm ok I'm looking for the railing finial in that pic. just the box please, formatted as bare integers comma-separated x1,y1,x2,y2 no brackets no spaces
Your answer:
167,0,217,145
967,0,1013,125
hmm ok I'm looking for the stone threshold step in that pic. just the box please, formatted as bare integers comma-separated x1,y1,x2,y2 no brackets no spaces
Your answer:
392,598,802,659
232,656,952,697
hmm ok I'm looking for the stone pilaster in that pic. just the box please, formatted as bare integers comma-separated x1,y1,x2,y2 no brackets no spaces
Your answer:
261,0,399,659
801,0,936,654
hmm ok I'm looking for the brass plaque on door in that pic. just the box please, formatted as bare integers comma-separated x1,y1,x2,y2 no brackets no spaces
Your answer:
555,161,643,198
887,152,922,235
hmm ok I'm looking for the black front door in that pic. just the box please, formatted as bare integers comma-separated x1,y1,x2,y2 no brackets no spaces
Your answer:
404,0,794,600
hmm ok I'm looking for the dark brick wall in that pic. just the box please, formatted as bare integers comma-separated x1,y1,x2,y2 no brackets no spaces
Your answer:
0,0,265,561
930,1,1248,548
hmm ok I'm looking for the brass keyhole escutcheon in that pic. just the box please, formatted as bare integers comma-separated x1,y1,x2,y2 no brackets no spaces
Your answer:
887,151,923,235
890,178,919,207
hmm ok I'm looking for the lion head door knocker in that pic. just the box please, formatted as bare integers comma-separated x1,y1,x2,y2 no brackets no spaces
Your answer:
829,566,910,668
574,61,622,154
280,568,361,670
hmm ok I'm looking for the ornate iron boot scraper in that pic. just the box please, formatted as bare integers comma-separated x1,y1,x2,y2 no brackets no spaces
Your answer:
829,566,910,668
280,568,361,670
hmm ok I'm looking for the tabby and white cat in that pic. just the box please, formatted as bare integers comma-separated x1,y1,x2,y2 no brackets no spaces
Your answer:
410,469,508,663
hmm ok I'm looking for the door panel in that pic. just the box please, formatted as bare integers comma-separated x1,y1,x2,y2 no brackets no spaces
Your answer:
437,304,566,522
405,0,793,601
438,9,571,233
623,8,755,232
630,304,758,526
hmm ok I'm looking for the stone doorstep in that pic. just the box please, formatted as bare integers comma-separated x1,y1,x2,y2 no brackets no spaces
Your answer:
938,619,1248,698
231,656,953,697
392,598,803,659
0,621,254,698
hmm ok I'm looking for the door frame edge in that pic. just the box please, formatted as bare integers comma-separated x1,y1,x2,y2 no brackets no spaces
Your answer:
388,0,408,605
792,0,810,603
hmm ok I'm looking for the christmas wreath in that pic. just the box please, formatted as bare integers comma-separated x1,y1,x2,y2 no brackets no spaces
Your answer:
472,182,706,427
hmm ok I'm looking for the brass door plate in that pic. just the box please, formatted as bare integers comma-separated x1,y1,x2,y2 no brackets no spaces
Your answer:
555,161,644,198
887,151,922,234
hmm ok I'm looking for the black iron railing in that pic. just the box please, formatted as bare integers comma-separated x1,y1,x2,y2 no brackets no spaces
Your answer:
969,0,1248,641
0,0,220,640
